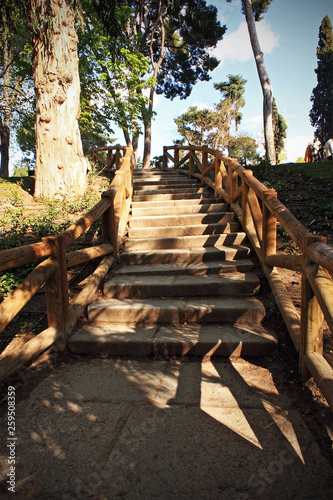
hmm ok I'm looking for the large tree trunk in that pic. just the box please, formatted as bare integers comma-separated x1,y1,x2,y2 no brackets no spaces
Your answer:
132,130,139,166
142,5,165,169
0,117,10,178
243,0,276,164
123,129,131,146
142,121,152,169
28,0,89,198
0,35,11,178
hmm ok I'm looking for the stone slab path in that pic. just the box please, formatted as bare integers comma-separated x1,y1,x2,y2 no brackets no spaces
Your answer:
1,357,332,499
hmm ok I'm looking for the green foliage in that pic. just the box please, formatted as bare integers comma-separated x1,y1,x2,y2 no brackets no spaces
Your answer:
226,0,274,22
0,173,108,299
154,1,226,100
0,1,34,177
16,111,36,156
151,155,164,169
174,106,216,146
272,98,287,162
174,75,248,150
12,159,35,177
230,134,259,165
77,8,152,150
310,16,333,145
214,74,247,134
251,160,333,239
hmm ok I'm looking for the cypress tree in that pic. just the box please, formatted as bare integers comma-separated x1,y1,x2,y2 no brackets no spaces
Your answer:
272,98,287,162
310,15,333,146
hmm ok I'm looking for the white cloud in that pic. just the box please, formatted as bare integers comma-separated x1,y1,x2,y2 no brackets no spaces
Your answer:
214,20,280,64
286,135,313,163
243,114,263,133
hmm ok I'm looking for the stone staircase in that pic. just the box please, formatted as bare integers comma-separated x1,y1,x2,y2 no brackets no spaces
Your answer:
69,169,278,357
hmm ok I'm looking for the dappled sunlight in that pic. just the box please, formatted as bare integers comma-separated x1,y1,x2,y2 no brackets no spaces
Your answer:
3,357,331,498
200,359,263,449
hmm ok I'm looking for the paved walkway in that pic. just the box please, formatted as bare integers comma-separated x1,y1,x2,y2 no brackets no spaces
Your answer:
1,356,332,499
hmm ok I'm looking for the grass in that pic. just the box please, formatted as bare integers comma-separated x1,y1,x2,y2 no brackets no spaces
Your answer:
251,160,333,238
0,172,109,300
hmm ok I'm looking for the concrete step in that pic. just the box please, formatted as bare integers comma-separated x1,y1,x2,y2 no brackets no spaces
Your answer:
134,180,199,189
133,192,214,202
133,187,209,196
114,259,254,276
68,168,278,358
129,212,234,228
131,203,229,218
87,296,266,325
124,232,247,251
127,222,240,239
133,170,185,178
133,169,180,175
131,197,226,209
119,245,251,266
68,323,278,357
103,272,260,299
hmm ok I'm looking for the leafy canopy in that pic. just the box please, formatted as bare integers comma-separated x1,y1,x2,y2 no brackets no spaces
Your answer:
310,15,333,144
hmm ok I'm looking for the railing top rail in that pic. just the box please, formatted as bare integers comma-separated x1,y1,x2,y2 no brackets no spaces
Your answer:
164,143,333,272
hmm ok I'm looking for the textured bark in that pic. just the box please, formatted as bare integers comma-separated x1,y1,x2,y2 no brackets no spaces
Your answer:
29,0,89,198
132,130,139,166
142,4,165,169
0,35,11,178
0,117,10,178
243,0,276,164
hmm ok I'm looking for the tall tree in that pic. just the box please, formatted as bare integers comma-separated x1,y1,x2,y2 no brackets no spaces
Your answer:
27,0,89,198
230,134,259,165
214,74,247,137
174,75,247,150
310,15,333,146
0,1,31,177
174,106,216,146
95,1,226,168
78,4,152,163
227,0,276,164
272,98,287,163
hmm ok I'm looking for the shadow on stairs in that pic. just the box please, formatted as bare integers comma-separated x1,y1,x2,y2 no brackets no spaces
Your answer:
69,169,278,357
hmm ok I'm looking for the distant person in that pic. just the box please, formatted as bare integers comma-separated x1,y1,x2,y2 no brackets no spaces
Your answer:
312,139,322,161
324,137,333,160
304,143,313,162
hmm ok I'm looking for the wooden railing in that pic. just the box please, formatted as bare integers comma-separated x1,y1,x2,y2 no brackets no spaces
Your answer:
0,145,134,381
164,144,333,411
93,144,128,172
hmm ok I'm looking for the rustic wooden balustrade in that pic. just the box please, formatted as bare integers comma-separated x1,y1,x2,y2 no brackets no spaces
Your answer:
164,144,333,412
0,145,133,381
93,144,127,172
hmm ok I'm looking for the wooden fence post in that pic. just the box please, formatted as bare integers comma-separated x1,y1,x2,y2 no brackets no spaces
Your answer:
201,147,208,185
189,147,194,177
241,170,252,231
228,161,237,202
174,146,179,169
43,236,68,350
163,147,167,169
262,189,277,263
102,193,117,258
214,155,222,197
299,234,324,380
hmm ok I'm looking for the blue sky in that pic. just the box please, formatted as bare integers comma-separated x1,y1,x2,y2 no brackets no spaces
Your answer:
123,0,333,163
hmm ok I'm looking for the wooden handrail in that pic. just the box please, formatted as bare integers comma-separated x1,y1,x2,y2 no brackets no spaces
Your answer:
164,144,333,412
0,144,133,381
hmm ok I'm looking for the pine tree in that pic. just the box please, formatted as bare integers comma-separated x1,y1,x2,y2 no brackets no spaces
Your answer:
310,15,333,146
